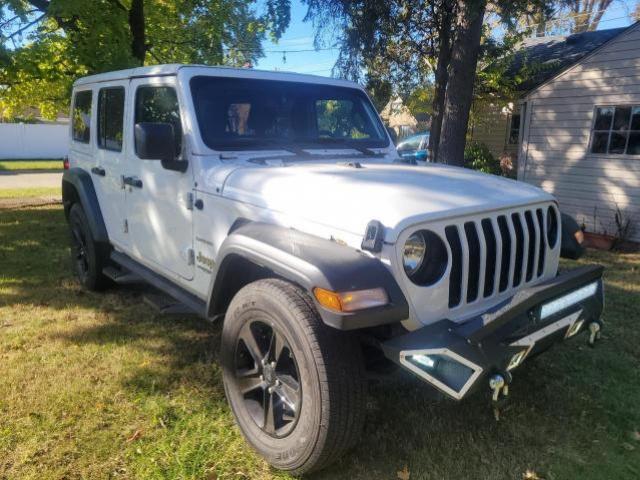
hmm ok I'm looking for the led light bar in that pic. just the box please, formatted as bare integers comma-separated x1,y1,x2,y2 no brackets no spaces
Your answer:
540,281,598,319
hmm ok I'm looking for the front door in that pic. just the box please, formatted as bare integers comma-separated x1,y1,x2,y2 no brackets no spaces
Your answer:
91,82,129,248
124,77,194,280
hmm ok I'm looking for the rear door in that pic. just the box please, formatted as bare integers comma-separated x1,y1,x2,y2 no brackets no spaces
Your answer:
92,82,129,248
124,77,194,280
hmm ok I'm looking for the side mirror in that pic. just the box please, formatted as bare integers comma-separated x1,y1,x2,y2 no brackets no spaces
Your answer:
134,122,187,172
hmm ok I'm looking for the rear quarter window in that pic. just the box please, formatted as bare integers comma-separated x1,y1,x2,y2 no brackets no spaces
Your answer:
72,90,93,143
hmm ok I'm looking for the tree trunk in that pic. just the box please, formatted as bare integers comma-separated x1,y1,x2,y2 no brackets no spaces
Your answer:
437,0,486,167
428,0,455,163
129,0,146,64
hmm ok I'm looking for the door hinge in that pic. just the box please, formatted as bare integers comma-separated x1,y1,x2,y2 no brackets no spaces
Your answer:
123,219,129,233
187,248,195,265
186,192,194,210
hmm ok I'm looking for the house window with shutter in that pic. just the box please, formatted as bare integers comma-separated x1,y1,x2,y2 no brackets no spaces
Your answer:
590,106,640,155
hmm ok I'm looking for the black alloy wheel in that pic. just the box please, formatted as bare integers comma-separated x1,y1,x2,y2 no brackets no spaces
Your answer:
232,320,301,438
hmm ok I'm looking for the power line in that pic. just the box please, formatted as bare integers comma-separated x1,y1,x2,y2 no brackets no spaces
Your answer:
519,4,635,30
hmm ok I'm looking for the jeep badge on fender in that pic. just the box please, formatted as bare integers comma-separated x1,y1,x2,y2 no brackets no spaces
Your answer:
63,65,604,475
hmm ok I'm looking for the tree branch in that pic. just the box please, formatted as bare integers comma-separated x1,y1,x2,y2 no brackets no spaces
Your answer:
2,14,46,40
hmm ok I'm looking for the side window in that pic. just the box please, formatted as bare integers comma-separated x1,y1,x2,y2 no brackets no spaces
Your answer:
590,105,640,155
72,90,92,143
98,87,125,151
135,86,182,156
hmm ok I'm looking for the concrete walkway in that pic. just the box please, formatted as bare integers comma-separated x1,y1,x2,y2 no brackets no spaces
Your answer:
0,171,62,189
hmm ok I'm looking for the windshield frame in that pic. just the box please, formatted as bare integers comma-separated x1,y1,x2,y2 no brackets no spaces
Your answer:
187,74,391,152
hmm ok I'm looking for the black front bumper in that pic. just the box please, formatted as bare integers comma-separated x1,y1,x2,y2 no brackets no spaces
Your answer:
382,265,604,400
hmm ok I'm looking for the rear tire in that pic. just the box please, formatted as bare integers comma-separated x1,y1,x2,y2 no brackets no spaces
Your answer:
221,279,366,475
68,203,110,291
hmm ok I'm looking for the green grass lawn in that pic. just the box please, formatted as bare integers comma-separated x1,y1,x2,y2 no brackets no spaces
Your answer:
0,159,63,171
1,205,639,479
0,187,60,199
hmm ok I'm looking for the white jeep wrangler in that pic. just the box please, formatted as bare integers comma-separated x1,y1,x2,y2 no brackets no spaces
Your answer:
63,64,604,474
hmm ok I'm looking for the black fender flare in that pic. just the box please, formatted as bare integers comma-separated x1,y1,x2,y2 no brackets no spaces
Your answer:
62,168,109,244
206,222,409,330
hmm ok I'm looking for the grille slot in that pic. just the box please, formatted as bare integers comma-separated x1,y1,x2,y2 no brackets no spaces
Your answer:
511,213,525,288
524,211,537,282
445,226,463,308
464,222,481,303
497,216,511,292
443,206,552,309
480,219,496,298
536,208,546,276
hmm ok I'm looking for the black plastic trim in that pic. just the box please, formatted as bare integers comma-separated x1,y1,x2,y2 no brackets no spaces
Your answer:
62,168,109,244
382,264,605,399
206,222,409,330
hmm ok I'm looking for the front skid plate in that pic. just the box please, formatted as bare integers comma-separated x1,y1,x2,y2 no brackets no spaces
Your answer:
382,265,604,400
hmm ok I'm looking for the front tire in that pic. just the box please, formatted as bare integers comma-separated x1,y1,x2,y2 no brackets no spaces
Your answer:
68,203,110,291
221,279,366,474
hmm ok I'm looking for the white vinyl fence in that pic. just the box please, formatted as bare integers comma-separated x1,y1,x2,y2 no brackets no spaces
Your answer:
0,123,69,159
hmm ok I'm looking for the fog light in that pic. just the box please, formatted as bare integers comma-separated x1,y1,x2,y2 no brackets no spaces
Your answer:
540,282,598,319
411,354,436,369
400,349,483,400
565,318,584,338
507,349,528,371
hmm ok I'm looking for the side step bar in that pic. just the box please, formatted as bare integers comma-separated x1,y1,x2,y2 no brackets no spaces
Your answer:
110,251,207,318
103,265,142,285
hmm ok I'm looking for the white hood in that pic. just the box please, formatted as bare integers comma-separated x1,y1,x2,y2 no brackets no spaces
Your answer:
218,161,555,242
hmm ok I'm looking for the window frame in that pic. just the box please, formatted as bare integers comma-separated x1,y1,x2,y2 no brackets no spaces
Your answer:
589,104,640,157
133,83,184,160
507,112,521,145
71,89,93,145
97,86,126,152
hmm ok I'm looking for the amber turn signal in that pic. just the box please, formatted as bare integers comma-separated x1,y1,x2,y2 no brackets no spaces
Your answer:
313,287,388,312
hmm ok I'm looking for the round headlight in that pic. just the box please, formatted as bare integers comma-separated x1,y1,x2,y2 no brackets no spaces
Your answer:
402,230,448,286
403,232,426,275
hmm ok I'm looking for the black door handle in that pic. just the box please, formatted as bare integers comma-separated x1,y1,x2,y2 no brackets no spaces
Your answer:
91,167,106,177
123,176,143,189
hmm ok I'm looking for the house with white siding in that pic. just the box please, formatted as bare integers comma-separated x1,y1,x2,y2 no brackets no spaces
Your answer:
470,26,627,170
517,22,640,242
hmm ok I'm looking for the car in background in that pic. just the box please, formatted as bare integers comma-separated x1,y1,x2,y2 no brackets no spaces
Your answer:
396,131,429,165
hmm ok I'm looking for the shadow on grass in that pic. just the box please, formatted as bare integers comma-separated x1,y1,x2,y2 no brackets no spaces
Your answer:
2,207,640,480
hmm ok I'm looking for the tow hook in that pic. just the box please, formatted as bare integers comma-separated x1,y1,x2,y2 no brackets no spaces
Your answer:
588,322,602,347
489,374,509,402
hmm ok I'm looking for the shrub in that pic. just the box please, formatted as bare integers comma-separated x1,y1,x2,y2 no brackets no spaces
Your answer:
463,142,502,175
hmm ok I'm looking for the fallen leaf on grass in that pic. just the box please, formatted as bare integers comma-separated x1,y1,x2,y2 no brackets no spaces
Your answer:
126,429,142,443
633,431,640,441
397,465,410,480
622,442,635,451
523,470,543,480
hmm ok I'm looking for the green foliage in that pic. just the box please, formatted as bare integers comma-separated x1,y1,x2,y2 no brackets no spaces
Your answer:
463,142,502,175
405,85,434,120
0,0,291,120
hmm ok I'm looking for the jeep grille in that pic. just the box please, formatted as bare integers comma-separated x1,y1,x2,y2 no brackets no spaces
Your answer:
444,206,556,309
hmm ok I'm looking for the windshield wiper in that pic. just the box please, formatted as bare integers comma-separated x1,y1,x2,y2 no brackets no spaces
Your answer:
311,138,384,156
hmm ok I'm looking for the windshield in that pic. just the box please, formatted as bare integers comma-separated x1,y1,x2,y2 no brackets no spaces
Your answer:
190,76,389,151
